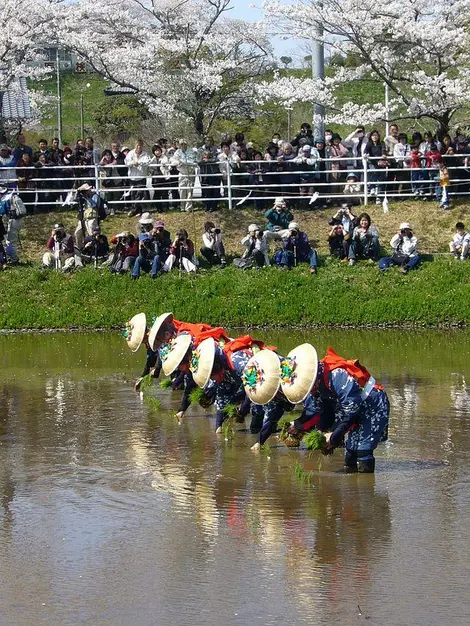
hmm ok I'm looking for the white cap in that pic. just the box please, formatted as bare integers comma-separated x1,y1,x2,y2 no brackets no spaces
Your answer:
248,223,259,233
139,212,154,225
274,197,286,206
289,221,300,230
400,222,412,231
302,145,312,151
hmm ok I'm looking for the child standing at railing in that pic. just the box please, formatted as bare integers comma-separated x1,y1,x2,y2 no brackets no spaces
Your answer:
409,145,425,197
437,160,450,209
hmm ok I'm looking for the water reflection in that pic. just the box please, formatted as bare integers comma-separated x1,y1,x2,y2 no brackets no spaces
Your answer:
0,329,469,625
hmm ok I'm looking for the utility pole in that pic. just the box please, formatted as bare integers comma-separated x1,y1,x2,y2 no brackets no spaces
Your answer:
312,2,325,138
56,48,62,145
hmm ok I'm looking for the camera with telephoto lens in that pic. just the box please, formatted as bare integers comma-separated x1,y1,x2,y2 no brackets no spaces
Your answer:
213,228,221,235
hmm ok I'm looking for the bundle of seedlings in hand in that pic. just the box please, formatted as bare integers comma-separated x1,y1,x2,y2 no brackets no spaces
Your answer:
160,378,173,389
303,430,327,453
140,374,154,392
189,387,205,405
278,416,304,448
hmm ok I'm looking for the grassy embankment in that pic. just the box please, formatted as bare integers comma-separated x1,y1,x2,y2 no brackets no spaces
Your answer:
1,199,470,330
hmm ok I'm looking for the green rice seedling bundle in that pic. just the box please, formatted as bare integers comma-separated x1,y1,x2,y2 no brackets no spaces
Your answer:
160,379,173,389
189,387,205,405
140,374,153,391
222,403,238,420
221,416,235,439
303,430,327,453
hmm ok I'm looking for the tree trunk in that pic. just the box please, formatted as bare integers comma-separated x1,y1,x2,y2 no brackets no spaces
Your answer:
436,111,452,140
194,110,205,139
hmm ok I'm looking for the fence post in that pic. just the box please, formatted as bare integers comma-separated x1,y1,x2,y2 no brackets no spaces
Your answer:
226,161,233,210
94,164,100,196
362,156,368,206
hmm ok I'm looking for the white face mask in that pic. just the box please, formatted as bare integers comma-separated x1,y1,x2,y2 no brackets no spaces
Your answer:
325,134,332,141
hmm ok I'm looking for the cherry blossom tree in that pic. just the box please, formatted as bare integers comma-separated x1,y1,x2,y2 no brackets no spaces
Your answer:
0,0,57,132
59,0,274,138
261,0,470,135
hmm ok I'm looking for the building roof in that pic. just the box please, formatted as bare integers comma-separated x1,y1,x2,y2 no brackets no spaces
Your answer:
1,78,32,120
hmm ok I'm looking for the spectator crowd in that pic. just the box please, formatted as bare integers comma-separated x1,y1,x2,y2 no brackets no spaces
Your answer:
1,123,470,273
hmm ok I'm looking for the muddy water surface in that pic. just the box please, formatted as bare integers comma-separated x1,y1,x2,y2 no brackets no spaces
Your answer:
0,329,469,625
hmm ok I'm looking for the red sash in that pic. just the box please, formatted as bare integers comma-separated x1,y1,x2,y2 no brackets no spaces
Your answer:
321,346,383,391
223,335,275,369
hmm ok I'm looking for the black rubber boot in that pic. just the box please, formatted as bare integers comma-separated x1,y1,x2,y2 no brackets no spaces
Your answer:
357,453,375,473
343,450,358,473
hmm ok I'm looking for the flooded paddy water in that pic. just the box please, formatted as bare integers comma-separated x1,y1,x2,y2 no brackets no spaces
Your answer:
0,329,469,626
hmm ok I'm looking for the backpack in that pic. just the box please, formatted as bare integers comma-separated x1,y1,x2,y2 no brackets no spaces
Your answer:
96,195,108,221
10,194,27,218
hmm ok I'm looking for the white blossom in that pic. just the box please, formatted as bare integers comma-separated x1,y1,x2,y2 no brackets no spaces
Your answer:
57,0,274,137
262,0,470,133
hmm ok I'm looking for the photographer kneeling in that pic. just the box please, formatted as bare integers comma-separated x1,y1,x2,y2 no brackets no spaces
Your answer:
42,223,77,272
378,222,420,274
162,229,197,274
132,219,171,279
80,225,110,267
275,221,319,275
234,223,270,269
200,221,226,267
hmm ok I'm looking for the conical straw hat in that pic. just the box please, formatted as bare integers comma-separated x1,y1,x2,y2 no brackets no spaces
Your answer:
123,313,147,353
280,343,318,404
148,312,175,351
161,333,193,376
242,349,281,405
190,337,216,388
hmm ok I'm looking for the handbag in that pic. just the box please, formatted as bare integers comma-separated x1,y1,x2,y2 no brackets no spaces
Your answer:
391,251,410,265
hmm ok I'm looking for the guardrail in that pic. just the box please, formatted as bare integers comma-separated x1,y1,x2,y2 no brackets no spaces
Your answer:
2,154,467,211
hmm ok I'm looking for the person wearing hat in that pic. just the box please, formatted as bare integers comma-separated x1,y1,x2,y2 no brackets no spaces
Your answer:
264,197,293,237
42,223,77,271
343,172,361,206
125,140,151,217
280,344,390,473
74,182,105,249
190,335,267,434
234,223,270,268
0,144,16,186
275,221,319,274
241,349,295,450
132,219,171,279
81,225,110,266
294,144,320,206
378,222,420,274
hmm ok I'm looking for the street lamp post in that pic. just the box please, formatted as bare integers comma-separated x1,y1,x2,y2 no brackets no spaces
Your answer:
80,82,91,139
56,48,62,145
311,2,325,138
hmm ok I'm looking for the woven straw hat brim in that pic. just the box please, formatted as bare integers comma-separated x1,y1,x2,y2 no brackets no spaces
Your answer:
161,333,193,376
243,349,281,405
190,337,216,388
126,313,147,353
281,343,318,404
148,312,174,351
